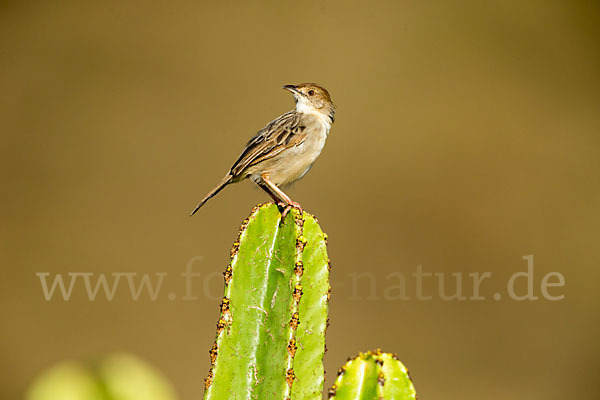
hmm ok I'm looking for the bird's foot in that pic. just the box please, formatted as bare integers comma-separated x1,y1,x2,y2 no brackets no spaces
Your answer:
278,201,303,218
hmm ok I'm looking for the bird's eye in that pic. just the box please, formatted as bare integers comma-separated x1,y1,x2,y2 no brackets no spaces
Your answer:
308,90,315,96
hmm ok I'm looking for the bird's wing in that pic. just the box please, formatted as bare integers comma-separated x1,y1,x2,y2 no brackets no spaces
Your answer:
230,111,308,176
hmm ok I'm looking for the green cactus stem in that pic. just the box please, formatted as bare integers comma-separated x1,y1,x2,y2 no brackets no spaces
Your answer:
204,203,330,400
328,350,417,400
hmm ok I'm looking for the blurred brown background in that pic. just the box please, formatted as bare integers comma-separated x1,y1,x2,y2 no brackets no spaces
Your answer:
1,0,599,399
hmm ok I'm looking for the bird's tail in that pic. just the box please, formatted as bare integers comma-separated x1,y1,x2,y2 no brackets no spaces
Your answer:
190,174,233,216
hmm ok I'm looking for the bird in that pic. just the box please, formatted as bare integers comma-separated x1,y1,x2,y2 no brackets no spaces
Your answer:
190,83,335,217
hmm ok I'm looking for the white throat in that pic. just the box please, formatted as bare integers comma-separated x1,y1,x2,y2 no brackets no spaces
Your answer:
295,97,332,131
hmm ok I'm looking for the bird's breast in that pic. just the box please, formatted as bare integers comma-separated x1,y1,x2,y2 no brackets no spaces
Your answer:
260,115,330,186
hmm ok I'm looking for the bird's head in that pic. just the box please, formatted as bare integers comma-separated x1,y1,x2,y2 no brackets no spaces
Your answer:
283,83,335,123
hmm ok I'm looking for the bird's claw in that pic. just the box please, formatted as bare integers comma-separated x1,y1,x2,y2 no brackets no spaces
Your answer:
278,201,303,218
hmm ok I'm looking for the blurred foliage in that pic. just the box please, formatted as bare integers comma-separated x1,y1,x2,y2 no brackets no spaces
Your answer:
25,353,178,400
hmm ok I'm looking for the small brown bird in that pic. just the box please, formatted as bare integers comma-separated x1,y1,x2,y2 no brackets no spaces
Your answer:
190,83,335,217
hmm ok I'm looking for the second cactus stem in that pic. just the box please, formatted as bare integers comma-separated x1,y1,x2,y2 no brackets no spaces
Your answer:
328,350,417,400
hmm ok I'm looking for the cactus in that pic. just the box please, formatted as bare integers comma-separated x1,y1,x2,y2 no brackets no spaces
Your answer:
204,203,330,400
203,204,417,400
328,350,417,400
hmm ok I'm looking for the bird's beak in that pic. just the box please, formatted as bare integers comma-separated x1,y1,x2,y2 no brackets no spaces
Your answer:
283,84,300,95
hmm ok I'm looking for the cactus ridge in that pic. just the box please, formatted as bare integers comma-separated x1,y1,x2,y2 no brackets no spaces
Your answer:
290,210,330,399
204,203,330,399
281,210,305,394
328,349,417,400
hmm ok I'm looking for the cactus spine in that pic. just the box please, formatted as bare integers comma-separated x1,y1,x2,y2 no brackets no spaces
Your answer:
204,203,330,400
